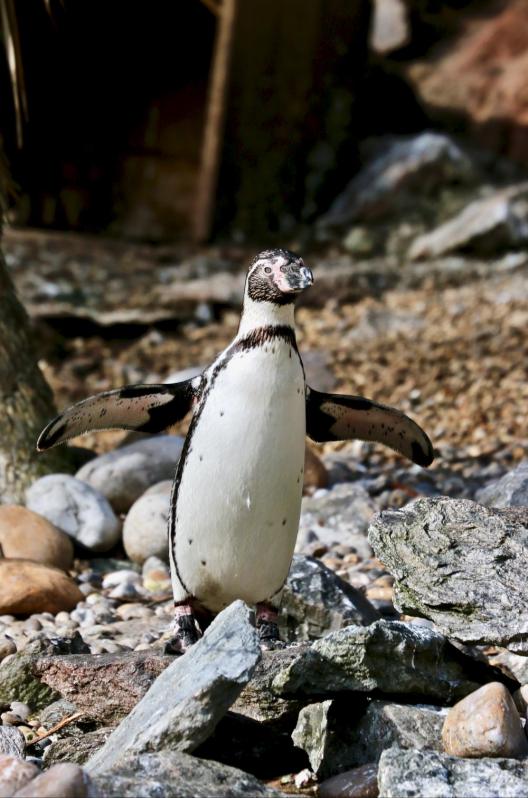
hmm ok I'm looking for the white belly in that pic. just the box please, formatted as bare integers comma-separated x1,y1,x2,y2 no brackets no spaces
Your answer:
172,341,305,612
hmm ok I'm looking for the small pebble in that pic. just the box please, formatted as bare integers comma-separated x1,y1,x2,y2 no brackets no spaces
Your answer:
1,712,23,726
0,637,16,661
10,703,30,722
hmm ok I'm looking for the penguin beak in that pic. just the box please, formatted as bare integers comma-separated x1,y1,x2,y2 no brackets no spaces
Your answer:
284,264,314,293
299,266,314,289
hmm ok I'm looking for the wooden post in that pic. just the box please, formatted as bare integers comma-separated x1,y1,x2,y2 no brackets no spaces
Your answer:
193,0,237,242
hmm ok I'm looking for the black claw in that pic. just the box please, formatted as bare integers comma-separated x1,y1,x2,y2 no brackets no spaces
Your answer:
257,619,284,649
164,614,201,655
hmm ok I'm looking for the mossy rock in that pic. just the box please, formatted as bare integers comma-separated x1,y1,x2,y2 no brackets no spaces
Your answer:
0,654,59,710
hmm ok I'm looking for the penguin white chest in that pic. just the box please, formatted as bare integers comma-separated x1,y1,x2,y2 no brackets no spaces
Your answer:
172,340,306,612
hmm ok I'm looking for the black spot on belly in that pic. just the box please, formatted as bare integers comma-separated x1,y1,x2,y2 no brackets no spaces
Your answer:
282,518,287,526
201,559,207,566
220,411,224,417
188,538,193,545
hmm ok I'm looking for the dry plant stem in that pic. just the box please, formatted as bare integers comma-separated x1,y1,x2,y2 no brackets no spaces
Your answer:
26,711,84,747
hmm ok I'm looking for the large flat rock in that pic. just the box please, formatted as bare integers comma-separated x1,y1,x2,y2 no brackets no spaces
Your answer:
272,620,511,704
35,650,173,724
90,751,284,797
369,497,528,653
378,747,528,798
87,601,260,774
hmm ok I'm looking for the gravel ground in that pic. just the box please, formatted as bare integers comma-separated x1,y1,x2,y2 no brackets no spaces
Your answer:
38,264,528,469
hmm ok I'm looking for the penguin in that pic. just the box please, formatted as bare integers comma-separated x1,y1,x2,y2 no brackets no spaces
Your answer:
37,249,434,653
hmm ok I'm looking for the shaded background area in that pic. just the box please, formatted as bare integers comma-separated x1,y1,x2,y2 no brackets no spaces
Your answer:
4,0,524,243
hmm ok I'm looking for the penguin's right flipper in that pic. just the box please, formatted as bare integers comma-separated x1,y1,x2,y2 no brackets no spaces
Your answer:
37,378,200,451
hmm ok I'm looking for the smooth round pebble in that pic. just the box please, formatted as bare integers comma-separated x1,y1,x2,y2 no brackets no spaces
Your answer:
76,436,184,513
143,480,173,497
0,506,74,570
102,570,141,589
10,702,30,722
123,491,170,564
0,560,83,616
1,712,23,726
26,474,121,552
0,637,17,661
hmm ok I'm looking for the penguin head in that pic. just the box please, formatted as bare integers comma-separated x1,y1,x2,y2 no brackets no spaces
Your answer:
247,249,314,304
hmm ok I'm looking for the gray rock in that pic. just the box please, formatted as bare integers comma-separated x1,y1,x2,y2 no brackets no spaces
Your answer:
409,182,528,260
39,699,78,732
44,729,112,767
90,751,284,797
122,491,170,564
280,555,379,642
87,601,260,774
273,620,489,703
0,726,25,757
317,133,476,232
476,460,528,508
297,483,377,558
378,747,528,798
292,699,445,778
26,475,121,552
368,497,528,654
233,646,310,728
76,436,184,514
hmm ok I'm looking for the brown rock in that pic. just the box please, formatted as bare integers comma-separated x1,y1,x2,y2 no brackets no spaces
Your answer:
319,763,379,798
14,763,96,797
0,560,83,615
34,651,173,724
442,682,528,759
407,0,528,163
0,506,73,571
303,445,328,493
0,754,39,797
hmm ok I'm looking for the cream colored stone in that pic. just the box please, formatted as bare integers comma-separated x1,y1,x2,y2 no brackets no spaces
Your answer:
442,682,528,758
0,754,39,795
0,560,83,616
0,506,73,570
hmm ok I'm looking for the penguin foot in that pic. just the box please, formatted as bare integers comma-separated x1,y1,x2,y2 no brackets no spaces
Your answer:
164,605,201,655
258,624,286,650
256,602,285,650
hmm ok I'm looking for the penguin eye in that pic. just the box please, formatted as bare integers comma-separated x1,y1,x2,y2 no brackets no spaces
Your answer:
264,267,272,274
280,265,287,273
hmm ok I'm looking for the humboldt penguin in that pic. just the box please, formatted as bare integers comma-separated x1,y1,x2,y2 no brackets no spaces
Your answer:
38,249,434,653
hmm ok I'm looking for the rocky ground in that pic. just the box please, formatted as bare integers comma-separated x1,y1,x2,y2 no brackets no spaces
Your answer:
0,131,528,796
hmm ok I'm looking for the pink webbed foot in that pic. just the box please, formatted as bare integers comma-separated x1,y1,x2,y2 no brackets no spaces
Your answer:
256,602,285,650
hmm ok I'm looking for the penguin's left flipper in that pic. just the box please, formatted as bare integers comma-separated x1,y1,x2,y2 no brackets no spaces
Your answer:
306,387,434,467
37,379,200,451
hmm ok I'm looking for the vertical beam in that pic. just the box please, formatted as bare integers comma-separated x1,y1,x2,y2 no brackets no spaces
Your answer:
193,0,237,242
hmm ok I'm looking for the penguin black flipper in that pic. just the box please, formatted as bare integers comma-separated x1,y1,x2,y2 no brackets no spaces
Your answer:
306,387,434,467
37,379,200,451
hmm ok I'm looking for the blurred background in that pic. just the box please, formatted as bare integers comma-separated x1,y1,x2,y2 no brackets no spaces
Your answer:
1,0,528,503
